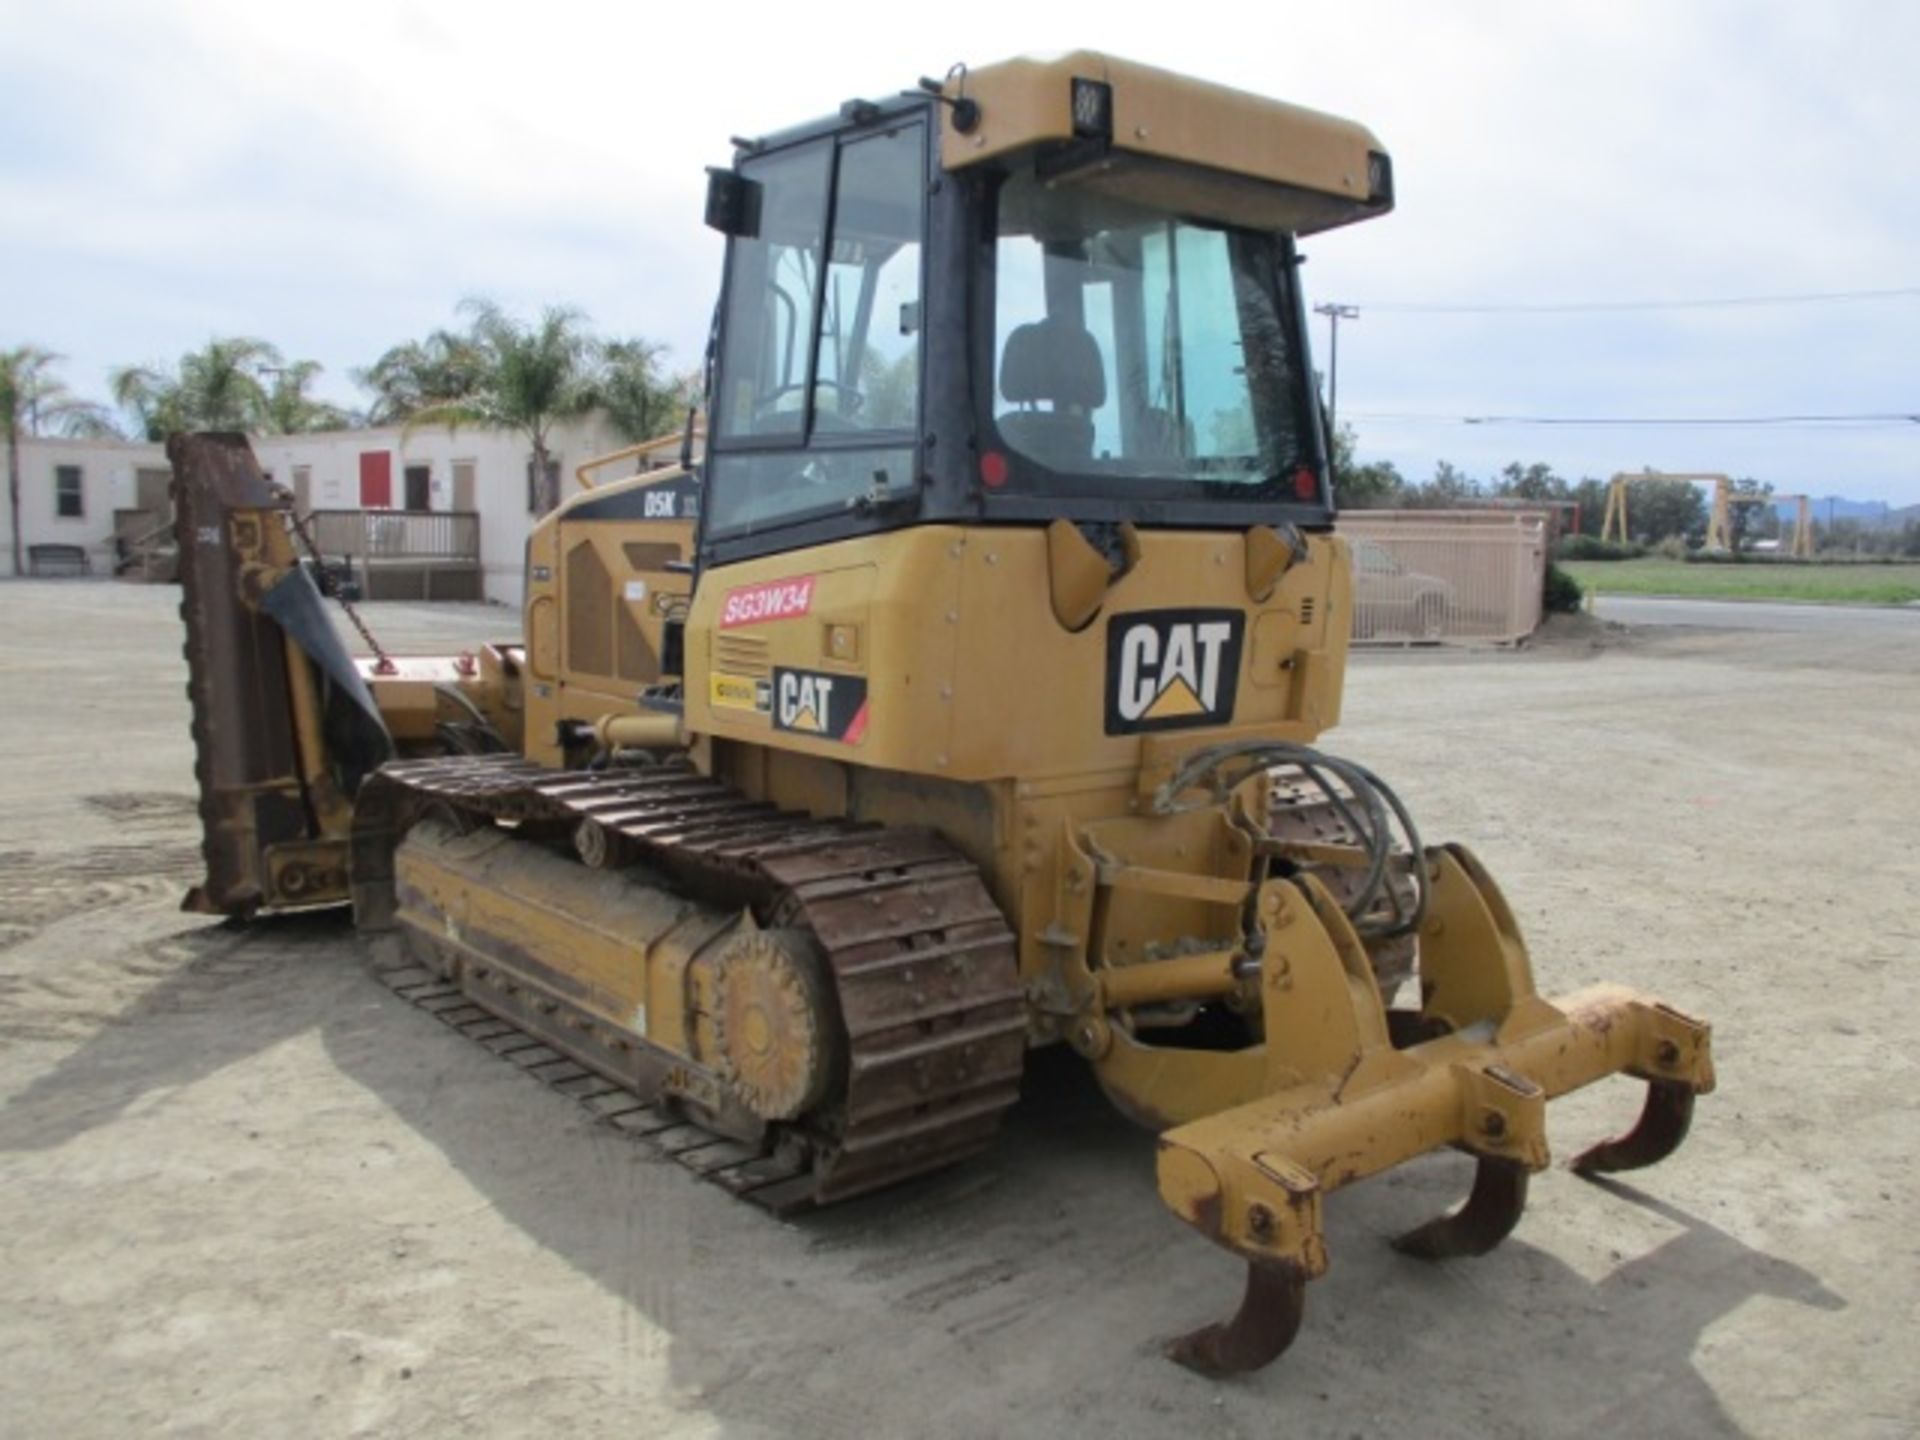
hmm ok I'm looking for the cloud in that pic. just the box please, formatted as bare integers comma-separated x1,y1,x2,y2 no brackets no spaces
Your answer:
1,0,1914,497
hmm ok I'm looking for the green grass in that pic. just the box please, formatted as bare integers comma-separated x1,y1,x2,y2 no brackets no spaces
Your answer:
1560,558,1920,605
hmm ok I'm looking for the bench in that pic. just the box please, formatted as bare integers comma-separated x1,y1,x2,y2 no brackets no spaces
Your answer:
27,543,93,577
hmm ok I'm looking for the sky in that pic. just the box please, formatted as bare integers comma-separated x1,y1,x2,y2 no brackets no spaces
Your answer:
3,0,1916,503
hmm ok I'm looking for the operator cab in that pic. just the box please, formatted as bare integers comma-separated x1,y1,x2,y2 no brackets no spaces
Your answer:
698,55,1392,568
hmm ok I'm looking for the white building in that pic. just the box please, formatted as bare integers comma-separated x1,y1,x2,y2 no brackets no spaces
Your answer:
4,415,643,608
249,414,632,608
1,435,172,577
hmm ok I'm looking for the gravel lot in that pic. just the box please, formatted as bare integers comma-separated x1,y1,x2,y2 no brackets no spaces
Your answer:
1,581,1914,1439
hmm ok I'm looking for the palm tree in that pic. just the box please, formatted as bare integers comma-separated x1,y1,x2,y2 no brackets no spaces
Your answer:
262,360,355,433
110,364,189,441
181,337,278,429
407,300,599,516
3,346,116,575
597,337,686,443
354,329,488,426
111,337,288,439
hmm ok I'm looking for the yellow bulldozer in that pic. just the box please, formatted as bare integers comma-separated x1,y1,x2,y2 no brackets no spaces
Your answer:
170,52,1713,1374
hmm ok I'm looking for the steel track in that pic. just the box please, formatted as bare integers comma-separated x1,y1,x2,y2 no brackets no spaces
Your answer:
352,755,1028,1211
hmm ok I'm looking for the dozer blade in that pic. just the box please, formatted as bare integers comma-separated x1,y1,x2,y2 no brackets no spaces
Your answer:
170,433,392,916
1158,844,1714,1372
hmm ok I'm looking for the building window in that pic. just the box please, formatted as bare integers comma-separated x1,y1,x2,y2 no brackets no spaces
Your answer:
55,465,84,519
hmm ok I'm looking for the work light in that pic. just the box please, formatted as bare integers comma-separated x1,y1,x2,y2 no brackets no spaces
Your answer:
1071,78,1113,140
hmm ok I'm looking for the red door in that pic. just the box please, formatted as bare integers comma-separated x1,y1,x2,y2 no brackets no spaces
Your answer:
358,451,393,508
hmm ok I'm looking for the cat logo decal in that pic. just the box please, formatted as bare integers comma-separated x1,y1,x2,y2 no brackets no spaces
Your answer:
1105,609,1244,735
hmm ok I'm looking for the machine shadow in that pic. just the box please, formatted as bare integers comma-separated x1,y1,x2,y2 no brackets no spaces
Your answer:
0,911,358,1153
303,957,1841,1437
1,917,1844,1435
1341,1167,1845,1437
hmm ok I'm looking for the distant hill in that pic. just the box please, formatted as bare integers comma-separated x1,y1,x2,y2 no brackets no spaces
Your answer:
1772,496,1905,527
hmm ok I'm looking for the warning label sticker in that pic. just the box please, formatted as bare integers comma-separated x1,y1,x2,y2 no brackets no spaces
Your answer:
710,672,772,714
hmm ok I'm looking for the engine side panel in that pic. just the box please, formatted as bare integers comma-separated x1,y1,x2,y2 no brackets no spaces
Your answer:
681,524,1350,786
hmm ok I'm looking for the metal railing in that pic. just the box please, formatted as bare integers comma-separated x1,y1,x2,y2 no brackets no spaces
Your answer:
309,509,480,561
575,421,705,489
111,506,177,582
1337,510,1548,645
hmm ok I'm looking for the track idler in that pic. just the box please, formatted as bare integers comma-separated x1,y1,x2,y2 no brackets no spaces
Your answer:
1157,846,1715,1375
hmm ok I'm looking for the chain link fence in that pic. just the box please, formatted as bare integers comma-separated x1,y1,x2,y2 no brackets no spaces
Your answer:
1337,510,1549,645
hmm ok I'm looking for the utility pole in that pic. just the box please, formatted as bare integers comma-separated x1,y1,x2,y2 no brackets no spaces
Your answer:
258,364,288,409
1314,303,1360,444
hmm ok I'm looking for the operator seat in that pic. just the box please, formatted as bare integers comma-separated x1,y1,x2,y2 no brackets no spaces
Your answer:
998,319,1106,467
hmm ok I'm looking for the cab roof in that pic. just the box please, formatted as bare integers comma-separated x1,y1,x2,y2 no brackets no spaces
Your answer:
938,51,1392,234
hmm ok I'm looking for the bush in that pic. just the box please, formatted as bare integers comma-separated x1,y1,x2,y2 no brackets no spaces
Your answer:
1556,534,1645,561
1652,535,1690,561
1543,562,1583,614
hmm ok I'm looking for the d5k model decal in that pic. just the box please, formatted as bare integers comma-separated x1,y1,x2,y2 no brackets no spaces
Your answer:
772,667,869,743
1105,609,1244,735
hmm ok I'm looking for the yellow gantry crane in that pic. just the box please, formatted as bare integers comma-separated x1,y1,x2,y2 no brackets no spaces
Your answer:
1765,493,1815,558
1600,472,1729,545
1603,472,1814,556
1706,481,1815,554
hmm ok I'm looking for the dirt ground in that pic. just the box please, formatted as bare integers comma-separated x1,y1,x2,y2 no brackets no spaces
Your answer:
1,581,1914,1439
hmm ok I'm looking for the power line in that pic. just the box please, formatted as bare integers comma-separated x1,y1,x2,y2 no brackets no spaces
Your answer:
1347,411,1920,429
1467,412,1920,427
1334,286,1920,315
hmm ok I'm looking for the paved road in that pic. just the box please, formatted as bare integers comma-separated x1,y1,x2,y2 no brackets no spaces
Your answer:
1596,594,1920,633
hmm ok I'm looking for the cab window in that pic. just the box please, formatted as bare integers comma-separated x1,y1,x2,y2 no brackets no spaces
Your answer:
714,142,831,440
708,122,925,538
990,167,1309,488
812,127,924,431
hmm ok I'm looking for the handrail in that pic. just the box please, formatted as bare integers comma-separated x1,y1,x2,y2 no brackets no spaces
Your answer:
307,509,480,560
575,423,706,491
127,518,173,551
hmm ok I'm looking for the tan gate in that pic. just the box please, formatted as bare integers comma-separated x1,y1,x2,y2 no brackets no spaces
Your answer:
1336,510,1548,645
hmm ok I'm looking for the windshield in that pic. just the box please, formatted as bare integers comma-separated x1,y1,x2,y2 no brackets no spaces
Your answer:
992,168,1314,493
